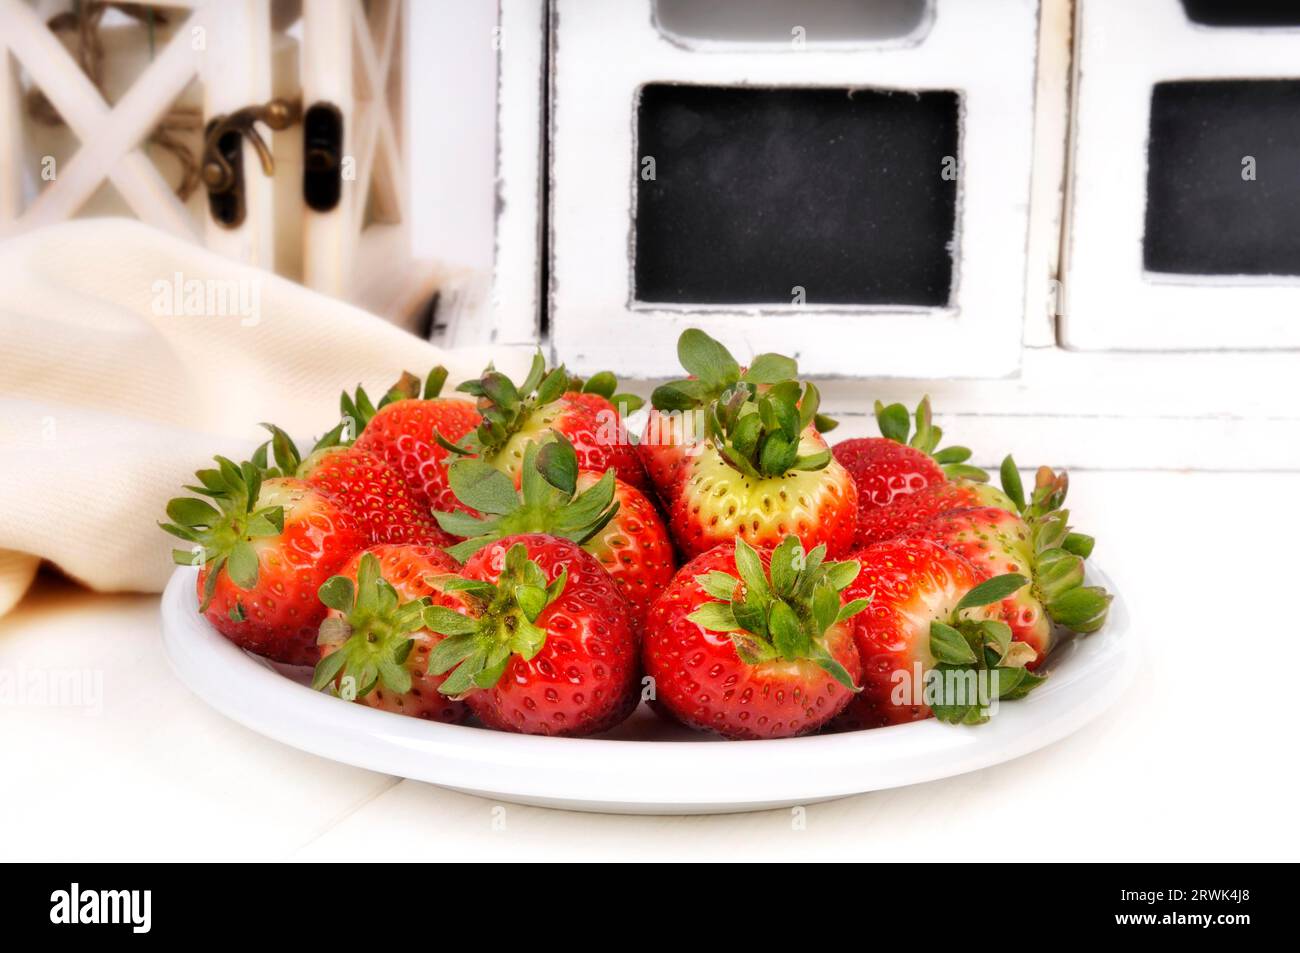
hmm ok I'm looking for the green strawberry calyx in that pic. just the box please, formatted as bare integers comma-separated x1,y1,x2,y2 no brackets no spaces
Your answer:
998,456,1111,634
649,330,838,480
311,552,430,699
159,454,285,613
650,329,834,422
927,573,1046,725
433,435,619,562
874,396,989,482
257,421,355,479
421,542,567,698
565,369,645,416
439,353,639,460
339,365,453,442
705,378,834,479
687,536,869,689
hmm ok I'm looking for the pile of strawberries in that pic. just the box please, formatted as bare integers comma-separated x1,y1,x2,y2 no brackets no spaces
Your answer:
161,329,1110,740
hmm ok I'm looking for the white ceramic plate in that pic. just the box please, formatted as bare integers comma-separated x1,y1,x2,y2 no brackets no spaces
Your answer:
161,565,1136,814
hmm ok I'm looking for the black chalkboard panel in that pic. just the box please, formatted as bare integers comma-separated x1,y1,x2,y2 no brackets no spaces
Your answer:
1180,1,1300,27
1144,80,1300,276
634,84,959,307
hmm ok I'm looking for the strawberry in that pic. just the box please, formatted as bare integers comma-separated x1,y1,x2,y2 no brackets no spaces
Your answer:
259,423,451,547
642,331,855,559
312,545,470,723
640,330,837,506
904,460,1111,667
643,536,867,739
347,366,482,514
638,405,707,505
833,397,989,532
669,426,857,560
434,435,675,617
832,538,1043,730
446,354,648,490
422,535,640,736
855,477,1017,548
161,458,364,664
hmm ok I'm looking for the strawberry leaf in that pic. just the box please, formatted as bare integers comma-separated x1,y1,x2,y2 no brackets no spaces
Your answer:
930,621,977,665
732,538,769,599
226,541,259,590
423,605,479,636
536,436,578,495
999,667,1046,700
813,653,859,691
688,601,741,633
729,631,778,666
956,573,1029,610
514,584,548,622
768,600,806,660
377,653,413,695
741,353,798,384
581,370,617,398
318,575,356,613
423,365,450,399
311,650,349,691
697,571,740,602
812,585,841,636
836,597,871,624
447,460,520,515
875,401,911,443
434,510,499,538
769,536,803,597
823,560,859,592
426,632,478,676
677,329,741,391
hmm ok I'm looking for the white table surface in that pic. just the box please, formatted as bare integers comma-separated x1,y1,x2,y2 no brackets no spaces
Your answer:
2,471,1296,861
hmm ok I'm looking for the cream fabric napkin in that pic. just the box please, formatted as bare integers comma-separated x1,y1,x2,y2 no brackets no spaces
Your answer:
0,219,529,616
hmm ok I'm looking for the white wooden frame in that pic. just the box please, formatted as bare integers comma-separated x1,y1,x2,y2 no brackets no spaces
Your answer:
650,0,936,52
489,0,547,348
1063,0,1300,351
0,0,413,307
300,0,355,295
0,0,206,242
431,0,547,349
548,0,1040,379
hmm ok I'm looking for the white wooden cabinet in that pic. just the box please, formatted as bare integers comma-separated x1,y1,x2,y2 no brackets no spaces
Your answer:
547,0,1041,379
1063,0,1300,351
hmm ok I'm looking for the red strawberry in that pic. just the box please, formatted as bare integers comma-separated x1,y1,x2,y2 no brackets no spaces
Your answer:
161,460,364,664
833,397,989,531
904,463,1111,667
637,406,704,505
856,478,1017,549
641,330,837,507
260,424,451,547
832,538,1043,730
423,535,640,736
643,536,866,739
312,544,470,723
449,354,648,490
347,367,482,514
433,435,674,616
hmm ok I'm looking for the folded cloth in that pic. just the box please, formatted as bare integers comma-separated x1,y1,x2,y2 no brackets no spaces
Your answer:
0,219,527,617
